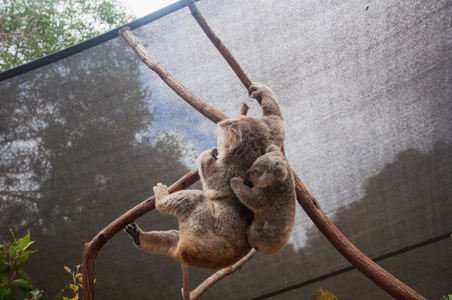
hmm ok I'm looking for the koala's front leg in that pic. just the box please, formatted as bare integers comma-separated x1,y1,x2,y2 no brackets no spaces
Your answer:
231,177,264,212
249,83,282,118
153,183,200,217
197,147,218,168
197,147,221,183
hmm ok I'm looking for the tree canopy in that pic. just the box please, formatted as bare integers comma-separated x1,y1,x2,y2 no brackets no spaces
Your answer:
0,0,134,72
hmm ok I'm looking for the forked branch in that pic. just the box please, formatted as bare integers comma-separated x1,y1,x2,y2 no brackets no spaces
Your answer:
182,1,425,299
83,2,425,299
82,170,199,300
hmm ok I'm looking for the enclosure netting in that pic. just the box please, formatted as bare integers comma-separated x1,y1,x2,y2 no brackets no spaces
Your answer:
0,0,451,299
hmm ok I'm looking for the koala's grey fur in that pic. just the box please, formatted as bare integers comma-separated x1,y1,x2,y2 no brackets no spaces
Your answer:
231,145,296,255
125,83,285,270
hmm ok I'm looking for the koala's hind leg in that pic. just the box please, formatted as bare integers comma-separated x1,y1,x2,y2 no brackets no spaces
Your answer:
125,223,181,260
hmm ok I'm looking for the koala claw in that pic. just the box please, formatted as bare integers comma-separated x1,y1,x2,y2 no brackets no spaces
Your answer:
124,223,140,245
210,147,218,159
249,83,263,98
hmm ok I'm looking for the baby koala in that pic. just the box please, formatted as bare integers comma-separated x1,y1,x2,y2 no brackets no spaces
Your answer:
230,145,296,255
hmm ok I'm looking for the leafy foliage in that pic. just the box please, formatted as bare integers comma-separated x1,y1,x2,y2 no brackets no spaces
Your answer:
0,231,89,300
0,230,42,299
0,0,134,71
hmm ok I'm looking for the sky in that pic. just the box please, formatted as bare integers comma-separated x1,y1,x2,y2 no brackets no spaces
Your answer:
120,0,179,18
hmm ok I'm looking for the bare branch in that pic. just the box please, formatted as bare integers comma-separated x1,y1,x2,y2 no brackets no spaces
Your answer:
183,1,426,299
184,0,252,90
84,6,425,298
82,170,200,300
238,103,249,116
181,263,190,300
189,249,258,300
118,27,227,124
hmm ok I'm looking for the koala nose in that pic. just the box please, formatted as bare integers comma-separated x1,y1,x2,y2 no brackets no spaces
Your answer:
243,170,254,188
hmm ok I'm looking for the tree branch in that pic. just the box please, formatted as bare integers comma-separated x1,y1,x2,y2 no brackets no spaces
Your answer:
82,170,199,300
118,27,227,124
189,249,258,299
83,4,425,298
181,263,190,300
185,1,426,299
184,0,252,90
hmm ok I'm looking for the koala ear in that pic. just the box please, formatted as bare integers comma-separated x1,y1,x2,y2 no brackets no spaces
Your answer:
216,119,242,151
271,161,288,181
266,144,281,153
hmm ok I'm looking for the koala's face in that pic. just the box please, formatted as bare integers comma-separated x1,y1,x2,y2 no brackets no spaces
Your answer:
245,152,288,189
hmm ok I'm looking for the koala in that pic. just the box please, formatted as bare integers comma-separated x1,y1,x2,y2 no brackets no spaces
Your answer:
231,145,296,255
125,83,285,270
204,83,285,199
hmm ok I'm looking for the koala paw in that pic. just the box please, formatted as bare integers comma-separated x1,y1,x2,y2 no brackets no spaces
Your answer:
249,83,267,98
210,147,218,159
124,223,141,245
153,183,169,199
230,177,244,189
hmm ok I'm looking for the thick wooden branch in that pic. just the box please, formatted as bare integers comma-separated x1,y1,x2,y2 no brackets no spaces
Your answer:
186,1,426,299
83,5,425,298
82,170,199,300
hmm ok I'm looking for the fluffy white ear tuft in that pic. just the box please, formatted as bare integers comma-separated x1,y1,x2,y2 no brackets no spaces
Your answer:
216,120,242,153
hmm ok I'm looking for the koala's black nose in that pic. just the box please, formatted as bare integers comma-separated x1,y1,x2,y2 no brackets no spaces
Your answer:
243,170,254,188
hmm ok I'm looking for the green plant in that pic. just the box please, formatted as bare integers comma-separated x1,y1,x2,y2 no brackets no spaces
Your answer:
312,287,338,300
0,230,90,300
0,230,43,299
442,295,452,300
0,0,135,71
62,264,92,300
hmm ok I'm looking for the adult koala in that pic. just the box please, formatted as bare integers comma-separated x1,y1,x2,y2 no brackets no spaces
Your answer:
125,83,285,270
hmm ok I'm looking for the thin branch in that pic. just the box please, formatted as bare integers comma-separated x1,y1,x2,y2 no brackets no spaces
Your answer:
184,0,252,90
189,249,258,300
238,102,249,116
181,263,190,300
118,27,227,124
82,170,200,300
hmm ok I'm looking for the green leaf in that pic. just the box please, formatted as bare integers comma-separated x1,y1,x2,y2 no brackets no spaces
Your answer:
18,270,32,286
53,285,68,300
16,250,36,265
0,251,6,264
11,279,33,290
0,287,14,300
7,246,17,259
16,252,30,264
36,293,48,300
0,287,7,300
18,232,30,250
30,289,47,300
9,229,16,242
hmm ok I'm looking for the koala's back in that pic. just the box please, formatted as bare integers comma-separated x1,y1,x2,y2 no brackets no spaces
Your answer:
221,115,285,175
177,197,252,269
